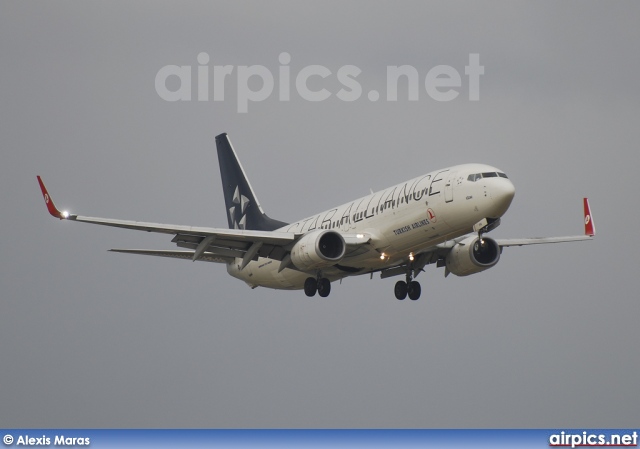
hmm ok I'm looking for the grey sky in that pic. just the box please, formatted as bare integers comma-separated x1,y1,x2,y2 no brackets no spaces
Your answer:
1,1,639,428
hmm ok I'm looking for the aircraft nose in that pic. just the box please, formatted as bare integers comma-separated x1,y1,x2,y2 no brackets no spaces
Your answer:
491,179,515,216
502,179,515,202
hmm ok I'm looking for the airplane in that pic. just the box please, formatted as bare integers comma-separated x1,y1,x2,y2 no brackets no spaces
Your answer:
37,132,595,300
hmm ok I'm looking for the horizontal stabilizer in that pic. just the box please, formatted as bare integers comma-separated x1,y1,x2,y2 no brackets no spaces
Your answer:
109,249,233,264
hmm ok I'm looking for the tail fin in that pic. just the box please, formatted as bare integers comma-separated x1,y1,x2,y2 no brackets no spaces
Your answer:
215,133,288,231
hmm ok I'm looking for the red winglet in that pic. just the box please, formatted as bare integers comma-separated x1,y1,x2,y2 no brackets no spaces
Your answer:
583,198,595,237
37,176,67,219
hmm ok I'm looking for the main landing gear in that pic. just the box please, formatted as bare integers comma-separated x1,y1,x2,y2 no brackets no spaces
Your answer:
304,275,331,298
394,264,422,301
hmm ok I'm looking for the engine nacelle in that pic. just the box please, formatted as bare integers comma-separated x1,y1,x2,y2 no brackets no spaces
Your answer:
290,230,346,271
445,235,501,276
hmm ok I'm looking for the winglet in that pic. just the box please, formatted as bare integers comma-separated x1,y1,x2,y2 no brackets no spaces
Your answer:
583,198,595,236
37,176,69,220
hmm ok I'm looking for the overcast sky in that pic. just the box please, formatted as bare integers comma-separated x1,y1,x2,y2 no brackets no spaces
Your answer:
1,1,639,428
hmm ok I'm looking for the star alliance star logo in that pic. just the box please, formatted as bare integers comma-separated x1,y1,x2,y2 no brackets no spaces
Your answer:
228,186,250,229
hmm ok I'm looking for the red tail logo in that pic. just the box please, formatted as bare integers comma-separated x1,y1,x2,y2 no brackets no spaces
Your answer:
37,176,66,220
583,198,595,236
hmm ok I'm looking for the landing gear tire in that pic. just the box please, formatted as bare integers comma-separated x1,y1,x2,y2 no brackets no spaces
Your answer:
317,278,331,297
304,277,317,297
408,281,421,300
394,280,408,300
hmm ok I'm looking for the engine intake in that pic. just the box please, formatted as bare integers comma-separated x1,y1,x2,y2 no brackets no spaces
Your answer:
445,236,501,276
290,230,346,271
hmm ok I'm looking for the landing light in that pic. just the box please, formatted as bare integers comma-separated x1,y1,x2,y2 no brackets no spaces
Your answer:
380,252,386,260
356,234,364,239
62,210,69,219
409,252,415,261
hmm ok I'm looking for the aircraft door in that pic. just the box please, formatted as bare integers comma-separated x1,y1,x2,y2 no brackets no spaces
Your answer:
444,171,457,203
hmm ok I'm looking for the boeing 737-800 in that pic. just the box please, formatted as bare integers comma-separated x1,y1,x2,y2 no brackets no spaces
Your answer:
37,133,595,300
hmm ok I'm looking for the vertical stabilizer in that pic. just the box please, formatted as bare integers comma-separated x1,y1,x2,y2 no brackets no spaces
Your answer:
215,133,288,231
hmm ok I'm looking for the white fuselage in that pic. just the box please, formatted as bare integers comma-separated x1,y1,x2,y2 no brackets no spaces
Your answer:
227,163,516,289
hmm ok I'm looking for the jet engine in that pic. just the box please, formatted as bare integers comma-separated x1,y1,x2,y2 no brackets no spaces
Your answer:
290,230,346,271
445,235,501,276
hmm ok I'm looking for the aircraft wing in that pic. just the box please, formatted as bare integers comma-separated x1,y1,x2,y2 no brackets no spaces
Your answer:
380,198,595,279
37,176,374,269
435,198,595,249
495,235,592,247
37,176,296,265
495,198,595,247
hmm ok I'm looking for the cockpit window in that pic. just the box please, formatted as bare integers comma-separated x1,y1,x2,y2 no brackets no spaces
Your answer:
468,171,508,181
467,172,507,182
467,173,481,182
